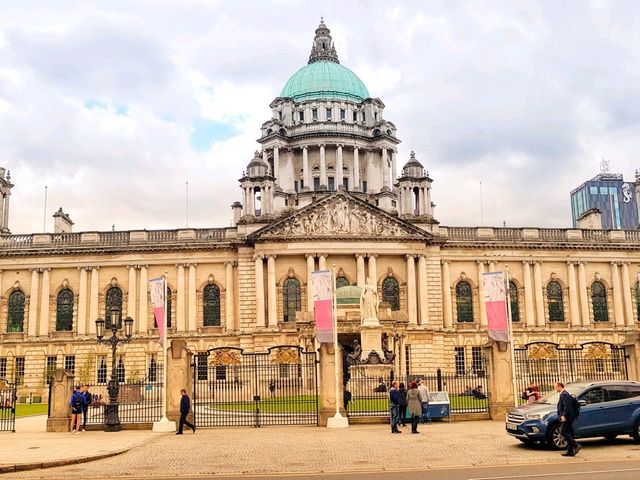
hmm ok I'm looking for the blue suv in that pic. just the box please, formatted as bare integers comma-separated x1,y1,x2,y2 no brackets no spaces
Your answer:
506,380,640,449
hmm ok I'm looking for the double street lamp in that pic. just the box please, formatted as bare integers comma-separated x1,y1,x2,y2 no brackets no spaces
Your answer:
95,309,134,432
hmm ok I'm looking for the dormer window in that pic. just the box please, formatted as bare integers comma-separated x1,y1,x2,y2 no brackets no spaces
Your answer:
312,108,318,120
326,108,332,120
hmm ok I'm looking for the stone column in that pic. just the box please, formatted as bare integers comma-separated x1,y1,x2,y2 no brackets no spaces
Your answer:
262,185,270,215
367,150,374,192
319,144,327,188
77,267,88,335
522,261,535,328
225,262,235,331
391,149,397,183
353,147,360,190
27,269,39,336
166,340,193,427
127,265,137,323
188,264,197,331
611,262,625,327
417,255,429,325
406,255,417,325
533,261,545,327
621,262,634,326
356,254,365,288
306,254,315,312
336,144,343,190
489,261,497,273
442,261,453,328
273,146,280,181
478,261,488,327
567,262,580,327
484,342,516,420
319,254,327,271
255,255,265,328
89,267,99,334
381,147,390,189
267,255,278,328
302,146,310,190
247,187,255,216
577,262,590,326
263,150,270,175
2,193,9,231
139,265,148,333
318,343,346,426
176,264,186,332
46,369,75,432
367,254,377,287
38,268,50,337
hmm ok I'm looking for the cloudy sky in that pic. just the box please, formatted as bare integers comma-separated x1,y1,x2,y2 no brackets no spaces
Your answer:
1,0,639,233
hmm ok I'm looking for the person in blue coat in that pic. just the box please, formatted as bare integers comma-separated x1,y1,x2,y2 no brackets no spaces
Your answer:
555,382,581,456
389,380,401,433
177,388,195,434
69,385,83,434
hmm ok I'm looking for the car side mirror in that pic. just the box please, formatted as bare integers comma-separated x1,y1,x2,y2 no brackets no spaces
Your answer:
578,399,587,406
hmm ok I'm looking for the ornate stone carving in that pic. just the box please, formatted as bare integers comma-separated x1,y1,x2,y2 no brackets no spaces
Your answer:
209,348,241,366
110,277,118,287
527,343,557,360
207,274,215,284
287,267,295,278
270,346,300,364
584,343,611,360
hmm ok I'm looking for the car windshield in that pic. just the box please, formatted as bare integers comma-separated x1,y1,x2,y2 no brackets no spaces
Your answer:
537,385,583,404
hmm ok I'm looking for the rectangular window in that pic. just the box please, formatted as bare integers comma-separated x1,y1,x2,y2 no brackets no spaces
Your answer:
0,358,6,378
343,177,349,190
215,365,226,381
15,357,25,385
454,347,465,376
64,355,75,375
362,181,368,193
97,355,107,384
353,111,358,122
326,107,332,120
589,186,598,195
197,354,208,381
312,108,318,120
313,177,320,190
299,111,304,121
46,356,57,384
471,347,483,373
340,109,345,120
328,177,335,190
600,186,608,195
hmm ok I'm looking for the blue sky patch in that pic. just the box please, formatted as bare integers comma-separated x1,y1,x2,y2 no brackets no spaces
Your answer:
190,118,238,151
84,98,128,116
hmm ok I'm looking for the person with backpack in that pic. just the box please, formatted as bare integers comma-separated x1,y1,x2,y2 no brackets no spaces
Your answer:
81,384,93,432
69,385,83,434
555,382,581,456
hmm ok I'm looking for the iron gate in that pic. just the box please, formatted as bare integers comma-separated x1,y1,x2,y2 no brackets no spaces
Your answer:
0,378,17,432
193,345,318,427
514,342,628,401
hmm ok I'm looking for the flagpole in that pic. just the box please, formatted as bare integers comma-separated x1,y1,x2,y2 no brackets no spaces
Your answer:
153,274,175,431
504,268,518,408
327,264,348,428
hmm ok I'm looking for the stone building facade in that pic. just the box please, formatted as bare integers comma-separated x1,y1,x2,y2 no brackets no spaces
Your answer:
1,20,639,397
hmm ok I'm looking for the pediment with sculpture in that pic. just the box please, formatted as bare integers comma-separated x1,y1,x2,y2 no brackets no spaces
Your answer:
250,192,432,241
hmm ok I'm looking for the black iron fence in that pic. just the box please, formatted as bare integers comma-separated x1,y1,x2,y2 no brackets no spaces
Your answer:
193,346,318,427
344,367,394,417
514,342,628,403
0,378,17,432
73,369,164,425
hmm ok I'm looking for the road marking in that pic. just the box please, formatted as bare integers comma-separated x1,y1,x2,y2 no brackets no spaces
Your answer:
469,467,640,480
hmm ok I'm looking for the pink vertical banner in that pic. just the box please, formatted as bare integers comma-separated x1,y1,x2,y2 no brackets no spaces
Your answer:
149,277,165,347
312,270,333,343
483,271,509,343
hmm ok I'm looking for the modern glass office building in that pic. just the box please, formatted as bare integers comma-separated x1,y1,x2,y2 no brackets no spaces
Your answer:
570,173,638,229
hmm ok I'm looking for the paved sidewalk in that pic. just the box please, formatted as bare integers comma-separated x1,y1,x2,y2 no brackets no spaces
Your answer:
5,419,640,478
0,416,166,474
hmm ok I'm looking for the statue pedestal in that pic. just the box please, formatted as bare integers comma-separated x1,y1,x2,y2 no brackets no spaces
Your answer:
360,325,382,361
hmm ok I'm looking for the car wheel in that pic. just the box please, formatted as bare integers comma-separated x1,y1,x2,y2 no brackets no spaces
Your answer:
547,423,568,450
633,419,640,442
604,434,617,441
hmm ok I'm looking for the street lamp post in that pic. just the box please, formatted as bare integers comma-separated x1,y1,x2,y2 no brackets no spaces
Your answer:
96,309,134,432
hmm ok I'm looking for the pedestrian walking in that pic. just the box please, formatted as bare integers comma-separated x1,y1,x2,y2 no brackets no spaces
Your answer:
69,385,83,434
80,384,92,431
269,379,276,397
176,388,196,434
397,382,408,427
556,382,581,457
343,388,352,412
389,380,401,433
417,379,431,423
406,381,422,434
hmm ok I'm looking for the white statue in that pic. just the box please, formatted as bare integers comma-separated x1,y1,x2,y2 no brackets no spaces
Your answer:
360,277,379,326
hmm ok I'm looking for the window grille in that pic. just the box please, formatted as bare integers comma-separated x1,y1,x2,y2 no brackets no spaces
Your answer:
0,358,6,379
509,281,520,322
14,357,25,385
547,281,564,321
382,277,400,311
454,347,465,376
116,357,125,383
97,356,107,384
56,288,74,331
65,355,75,375
7,290,25,332
46,356,57,384
203,284,221,326
456,282,474,322
472,347,483,373
105,287,123,328
283,278,301,322
591,281,608,322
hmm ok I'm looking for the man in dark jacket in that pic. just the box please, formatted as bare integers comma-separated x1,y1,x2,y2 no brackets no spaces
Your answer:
555,382,581,456
177,389,195,434
389,380,401,433
81,384,92,432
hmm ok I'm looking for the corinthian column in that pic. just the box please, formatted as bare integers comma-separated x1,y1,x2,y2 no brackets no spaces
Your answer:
353,147,360,190
318,254,327,271
27,269,39,336
367,254,378,287
267,255,278,327
176,264,186,332
187,264,197,331
319,145,327,188
255,255,265,328
577,262,590,326
336,144,343,190
442,261,453,328
38,268,50,337
621,262,633,326
302,147,310,190
523,261,535,328
127,265,137,322
89,267,99,334
406,255,417,325
225,262,235,331
477,261,487,327
139,265,148,333
611,262,625,327
417,255,429,325
356,254,365,288
533,261,545,327
77,267,88,335
567,262,580,327
382,147,390,189
273,146,280,181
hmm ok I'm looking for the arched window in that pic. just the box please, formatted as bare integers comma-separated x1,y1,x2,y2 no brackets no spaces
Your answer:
509,281,520,322
55,289,74,331
7,290,25,332
382,277,400,311
203,284,221,327
153,287,172,329
105,286,123,329
547,281,564,322
591,281,608,322
97,356,107,384
456,281,473,323
148,356,157,382
336,277,349,289
283,278,301,322
116,357,125,383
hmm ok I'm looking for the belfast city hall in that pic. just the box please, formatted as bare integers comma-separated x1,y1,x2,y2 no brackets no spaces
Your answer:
1,20,639,406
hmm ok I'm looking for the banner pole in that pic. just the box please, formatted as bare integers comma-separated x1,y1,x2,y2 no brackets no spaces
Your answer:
326,264,348,428
504,269,518,408
153,274,175,432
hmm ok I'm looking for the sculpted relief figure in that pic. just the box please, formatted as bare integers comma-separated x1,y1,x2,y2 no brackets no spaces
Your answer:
360,277,379,326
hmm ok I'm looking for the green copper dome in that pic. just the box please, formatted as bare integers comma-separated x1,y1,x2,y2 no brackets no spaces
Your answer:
280,61,370,103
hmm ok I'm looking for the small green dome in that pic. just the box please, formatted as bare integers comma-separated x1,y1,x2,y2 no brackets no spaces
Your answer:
336,285,362,305
280,61,370,103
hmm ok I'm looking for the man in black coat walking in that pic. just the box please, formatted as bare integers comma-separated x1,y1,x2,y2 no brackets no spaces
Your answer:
555,382,581,456
177,389,195,434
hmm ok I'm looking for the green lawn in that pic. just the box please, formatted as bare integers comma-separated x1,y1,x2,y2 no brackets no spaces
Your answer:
15,403,48,417
205,395,318,414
